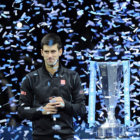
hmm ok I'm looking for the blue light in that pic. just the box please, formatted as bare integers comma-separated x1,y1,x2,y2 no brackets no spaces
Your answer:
88,61,97,127
123,61,131,126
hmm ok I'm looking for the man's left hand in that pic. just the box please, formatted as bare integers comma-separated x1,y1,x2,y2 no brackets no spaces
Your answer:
49,97,65,108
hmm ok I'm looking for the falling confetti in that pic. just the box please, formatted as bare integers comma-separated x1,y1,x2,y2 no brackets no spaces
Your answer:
0,0,139,139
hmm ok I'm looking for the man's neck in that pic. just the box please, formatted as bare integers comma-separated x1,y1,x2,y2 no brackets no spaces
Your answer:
45,63,59,75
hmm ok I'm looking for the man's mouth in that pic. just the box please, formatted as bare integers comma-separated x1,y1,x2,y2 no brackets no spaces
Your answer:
48,59,54,62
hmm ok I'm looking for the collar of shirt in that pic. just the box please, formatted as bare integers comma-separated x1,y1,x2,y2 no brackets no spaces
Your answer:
42,62,64,78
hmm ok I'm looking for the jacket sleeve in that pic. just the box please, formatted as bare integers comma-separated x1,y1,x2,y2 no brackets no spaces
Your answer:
18,75,43,121
63,72,86,117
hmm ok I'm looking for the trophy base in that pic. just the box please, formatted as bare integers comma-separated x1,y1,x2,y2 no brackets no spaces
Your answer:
96,125,126,138
127,126,140,137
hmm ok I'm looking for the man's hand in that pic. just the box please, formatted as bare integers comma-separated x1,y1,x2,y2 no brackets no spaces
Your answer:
42,102,58,115
42,97,65,115
50,97,65,108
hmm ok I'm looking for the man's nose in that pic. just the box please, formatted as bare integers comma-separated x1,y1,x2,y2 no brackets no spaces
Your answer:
48,52,53,57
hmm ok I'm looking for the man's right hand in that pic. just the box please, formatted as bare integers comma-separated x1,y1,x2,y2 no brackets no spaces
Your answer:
42,103,58,115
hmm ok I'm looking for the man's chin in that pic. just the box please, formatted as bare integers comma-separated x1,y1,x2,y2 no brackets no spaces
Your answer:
46,63,55,67
45,60,59,67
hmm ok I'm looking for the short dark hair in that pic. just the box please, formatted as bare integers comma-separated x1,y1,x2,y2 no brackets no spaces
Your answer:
41,33,62,50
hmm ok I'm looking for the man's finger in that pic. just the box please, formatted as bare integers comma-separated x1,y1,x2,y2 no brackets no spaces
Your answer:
55,102,65,108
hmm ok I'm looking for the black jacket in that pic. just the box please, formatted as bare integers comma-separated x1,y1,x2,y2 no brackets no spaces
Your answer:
18,63,86,136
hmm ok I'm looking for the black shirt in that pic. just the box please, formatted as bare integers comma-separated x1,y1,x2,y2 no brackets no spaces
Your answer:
18,63,86,136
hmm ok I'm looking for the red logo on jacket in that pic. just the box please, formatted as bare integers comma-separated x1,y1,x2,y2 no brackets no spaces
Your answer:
21,91,27,95
60,80,66,85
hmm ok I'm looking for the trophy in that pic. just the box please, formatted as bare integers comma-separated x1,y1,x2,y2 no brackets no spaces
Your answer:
97,62,125,138
88,61,130,138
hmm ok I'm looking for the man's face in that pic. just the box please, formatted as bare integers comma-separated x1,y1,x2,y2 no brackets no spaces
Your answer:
41,44,62,67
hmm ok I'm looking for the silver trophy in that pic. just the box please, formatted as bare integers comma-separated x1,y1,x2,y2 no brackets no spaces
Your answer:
88,61,131,138
96,62,126,138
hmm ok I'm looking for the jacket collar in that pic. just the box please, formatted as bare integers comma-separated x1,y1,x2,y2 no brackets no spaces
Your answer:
41,62,64,77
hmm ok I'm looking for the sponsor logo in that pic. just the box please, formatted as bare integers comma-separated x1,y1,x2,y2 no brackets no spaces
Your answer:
60,79,66,85
21,91,27,95
80,89,84,94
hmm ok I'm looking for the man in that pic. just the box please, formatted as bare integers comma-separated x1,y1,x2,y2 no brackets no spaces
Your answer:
18,33,86,140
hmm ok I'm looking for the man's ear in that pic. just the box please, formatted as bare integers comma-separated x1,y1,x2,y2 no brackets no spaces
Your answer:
59,48,63,56
41,49,43,56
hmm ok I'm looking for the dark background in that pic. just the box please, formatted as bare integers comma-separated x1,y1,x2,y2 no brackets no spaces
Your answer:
0,0,140,139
